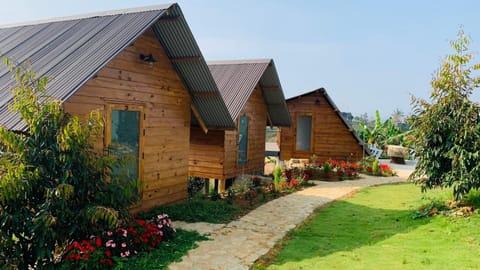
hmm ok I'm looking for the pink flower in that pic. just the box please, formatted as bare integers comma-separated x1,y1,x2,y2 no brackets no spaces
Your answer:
106,240,116,248
107,231,113,236
121,242,127,248
125,250,130,257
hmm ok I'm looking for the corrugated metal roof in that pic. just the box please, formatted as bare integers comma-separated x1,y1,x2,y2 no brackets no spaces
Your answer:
207,59,292,127
0,3,235,130
286,88,370,155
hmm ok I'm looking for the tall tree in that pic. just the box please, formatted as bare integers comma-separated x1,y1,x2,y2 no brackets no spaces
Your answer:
409,30,480,200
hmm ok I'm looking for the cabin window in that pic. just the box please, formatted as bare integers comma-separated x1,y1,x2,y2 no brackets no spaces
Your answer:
296,115,312,151
238,115,249,165
106,105,143,191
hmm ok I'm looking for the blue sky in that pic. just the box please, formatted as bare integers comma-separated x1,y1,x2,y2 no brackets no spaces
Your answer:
0,0,479,119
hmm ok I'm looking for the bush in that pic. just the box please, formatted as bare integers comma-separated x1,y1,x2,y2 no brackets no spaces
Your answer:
410,30,480,200
137,198,240,224
0,62,138,268
60,214,175,269
357,157,395,177
187,177,205,198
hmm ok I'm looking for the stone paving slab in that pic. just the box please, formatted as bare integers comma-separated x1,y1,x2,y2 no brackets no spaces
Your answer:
169,174,408,270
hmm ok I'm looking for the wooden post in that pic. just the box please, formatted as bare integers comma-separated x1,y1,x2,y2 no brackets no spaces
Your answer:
218,179,226,192
208,178,216,192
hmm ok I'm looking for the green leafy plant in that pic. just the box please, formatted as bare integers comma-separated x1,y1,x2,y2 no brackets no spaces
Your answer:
187,177,205,198
225,187,236,205
209,189,221,201
137,198,240,224
273,166,284,192
322,162,331,174
0,61,138,268
372,159,379,174
409,29,480,200
357,110,405,148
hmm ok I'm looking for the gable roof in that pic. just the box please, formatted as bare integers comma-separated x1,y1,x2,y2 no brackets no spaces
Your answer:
0,3,235,130
286,88,367,149
207,59,292,127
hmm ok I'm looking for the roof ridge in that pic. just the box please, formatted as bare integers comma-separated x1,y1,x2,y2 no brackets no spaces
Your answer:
207,58,272,65
0,3,175,28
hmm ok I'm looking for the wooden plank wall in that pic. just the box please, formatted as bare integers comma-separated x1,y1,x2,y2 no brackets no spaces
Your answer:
188,84,268,180
223,84,268,179
280,91,363,162
63,28,191,212
188,128,225,180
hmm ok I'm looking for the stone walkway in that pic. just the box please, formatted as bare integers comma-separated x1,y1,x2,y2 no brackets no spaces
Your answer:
169,167,412,270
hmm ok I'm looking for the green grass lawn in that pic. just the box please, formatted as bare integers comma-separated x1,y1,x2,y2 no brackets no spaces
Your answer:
254,183,480,270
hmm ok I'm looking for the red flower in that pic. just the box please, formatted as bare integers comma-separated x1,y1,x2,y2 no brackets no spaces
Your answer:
136,219,146,226
95,238,102,247
105,250,112,257
73,241,80,249
100,258,113,266
82,253,89,260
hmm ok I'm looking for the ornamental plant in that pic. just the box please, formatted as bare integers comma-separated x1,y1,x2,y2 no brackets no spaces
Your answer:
273,166,284,192
0,61,139,268
410,29,480,200
357,157,395,177
61,214,175,269
372,159,380,174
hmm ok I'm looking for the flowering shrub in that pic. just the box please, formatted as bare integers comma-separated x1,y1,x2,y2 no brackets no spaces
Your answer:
61,214,175,269
332,160,360,180
279,177,301,192
304,159,360,181
357,157,396,177
377,164,395,176
284,167,307,191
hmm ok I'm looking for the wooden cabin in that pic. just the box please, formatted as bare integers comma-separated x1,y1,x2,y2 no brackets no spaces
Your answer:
189,59,291,190
0,4,235,212
279,88,367,163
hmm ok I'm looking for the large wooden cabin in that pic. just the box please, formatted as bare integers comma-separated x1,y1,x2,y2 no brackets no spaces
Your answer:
0,4,235,212
189,59,291,190
279,88,367,163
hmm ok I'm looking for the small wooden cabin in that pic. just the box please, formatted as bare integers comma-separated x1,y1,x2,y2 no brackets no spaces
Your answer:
0,4,235,212
189,59,291,190
279,88,367,162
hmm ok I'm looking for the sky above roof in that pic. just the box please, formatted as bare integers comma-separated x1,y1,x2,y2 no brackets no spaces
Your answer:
0,0,479,119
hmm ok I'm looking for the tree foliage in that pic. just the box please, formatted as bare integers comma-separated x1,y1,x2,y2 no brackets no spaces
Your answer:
357,110,404,147
409,30,480,200
0,61,139,269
